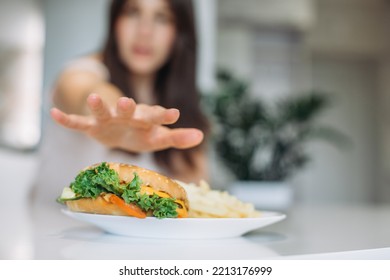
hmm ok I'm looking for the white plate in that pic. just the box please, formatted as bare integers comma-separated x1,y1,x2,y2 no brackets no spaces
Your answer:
61,209,286,239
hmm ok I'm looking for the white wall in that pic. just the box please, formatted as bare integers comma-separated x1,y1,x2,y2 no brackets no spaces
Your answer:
378,59,390,202
216,23,254,80
294,57,379,204
194,0,217,92
215,0,388,204
307,0,388,58
297,0,388,204
218,0,314,31
216,0,314,87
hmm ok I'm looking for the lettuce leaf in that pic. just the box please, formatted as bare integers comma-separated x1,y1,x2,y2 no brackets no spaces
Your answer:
70,162,121,198
122,173,178,219
149,195,178,218
121,172,142,204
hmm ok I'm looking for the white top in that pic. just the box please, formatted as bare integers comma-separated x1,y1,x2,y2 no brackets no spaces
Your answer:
32,57,163,208
64,56,110,80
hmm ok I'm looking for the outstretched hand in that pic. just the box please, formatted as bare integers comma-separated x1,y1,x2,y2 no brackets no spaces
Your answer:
50,94,204,152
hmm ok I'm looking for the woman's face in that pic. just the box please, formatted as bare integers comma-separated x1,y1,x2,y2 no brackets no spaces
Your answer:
116,0,176,76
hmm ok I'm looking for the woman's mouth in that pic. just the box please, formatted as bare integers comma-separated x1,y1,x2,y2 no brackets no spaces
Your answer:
132,46,153,57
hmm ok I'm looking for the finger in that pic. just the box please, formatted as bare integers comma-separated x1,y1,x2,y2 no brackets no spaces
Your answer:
87,94,112,122
163,108,180,125
50,108,92,131
134,105,180,126
116,97,136,119
152,128,204,150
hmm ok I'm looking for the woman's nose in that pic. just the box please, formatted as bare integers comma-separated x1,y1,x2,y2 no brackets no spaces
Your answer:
136,16,154,37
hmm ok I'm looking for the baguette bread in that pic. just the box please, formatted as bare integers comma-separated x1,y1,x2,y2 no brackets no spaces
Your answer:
66,195,130,216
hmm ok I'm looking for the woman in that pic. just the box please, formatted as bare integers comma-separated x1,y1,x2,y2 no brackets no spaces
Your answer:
50,0,210,183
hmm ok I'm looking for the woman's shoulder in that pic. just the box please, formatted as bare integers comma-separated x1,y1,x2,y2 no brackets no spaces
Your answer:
64,54,109,80
53,54,111,113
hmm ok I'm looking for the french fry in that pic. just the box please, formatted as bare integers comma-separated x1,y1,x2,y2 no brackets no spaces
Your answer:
177,180,261,218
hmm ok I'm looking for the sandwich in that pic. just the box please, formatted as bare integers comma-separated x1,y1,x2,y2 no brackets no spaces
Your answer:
57,162,189,219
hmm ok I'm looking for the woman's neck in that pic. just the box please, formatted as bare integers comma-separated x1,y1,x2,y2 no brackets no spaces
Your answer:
130,73,156,104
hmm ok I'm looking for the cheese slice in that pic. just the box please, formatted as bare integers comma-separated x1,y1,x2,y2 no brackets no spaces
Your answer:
140,186,170,198
175,200,188,218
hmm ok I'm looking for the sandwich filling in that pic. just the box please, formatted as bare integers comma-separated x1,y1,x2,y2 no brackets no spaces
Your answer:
58,162,187,218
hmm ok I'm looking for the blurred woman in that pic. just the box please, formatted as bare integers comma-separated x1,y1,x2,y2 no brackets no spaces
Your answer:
34,0,210,206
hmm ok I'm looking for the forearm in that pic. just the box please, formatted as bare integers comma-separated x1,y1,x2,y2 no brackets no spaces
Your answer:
53,70,123,115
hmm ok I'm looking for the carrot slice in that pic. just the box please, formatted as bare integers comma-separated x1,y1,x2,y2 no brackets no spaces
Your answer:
109,194,146,219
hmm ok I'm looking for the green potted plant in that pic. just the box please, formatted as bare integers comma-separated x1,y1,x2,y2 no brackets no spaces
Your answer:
203,70,347,210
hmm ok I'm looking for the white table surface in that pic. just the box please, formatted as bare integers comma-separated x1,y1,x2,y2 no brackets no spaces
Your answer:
2,199,389,260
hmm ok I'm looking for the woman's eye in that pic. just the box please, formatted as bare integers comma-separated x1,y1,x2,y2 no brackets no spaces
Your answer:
123,7,139,17
155,13,171,24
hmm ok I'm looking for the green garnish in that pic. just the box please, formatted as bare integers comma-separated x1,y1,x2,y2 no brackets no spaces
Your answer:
149,195,179,218
121,173,178,218
70,162,121,198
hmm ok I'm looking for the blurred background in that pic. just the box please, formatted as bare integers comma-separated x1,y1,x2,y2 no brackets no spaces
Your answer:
1,0,390,217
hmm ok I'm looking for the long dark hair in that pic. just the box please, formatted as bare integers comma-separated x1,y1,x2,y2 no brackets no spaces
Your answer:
102,0,210,174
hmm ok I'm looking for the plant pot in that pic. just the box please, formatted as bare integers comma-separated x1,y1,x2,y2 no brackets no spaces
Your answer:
229,181,293,211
